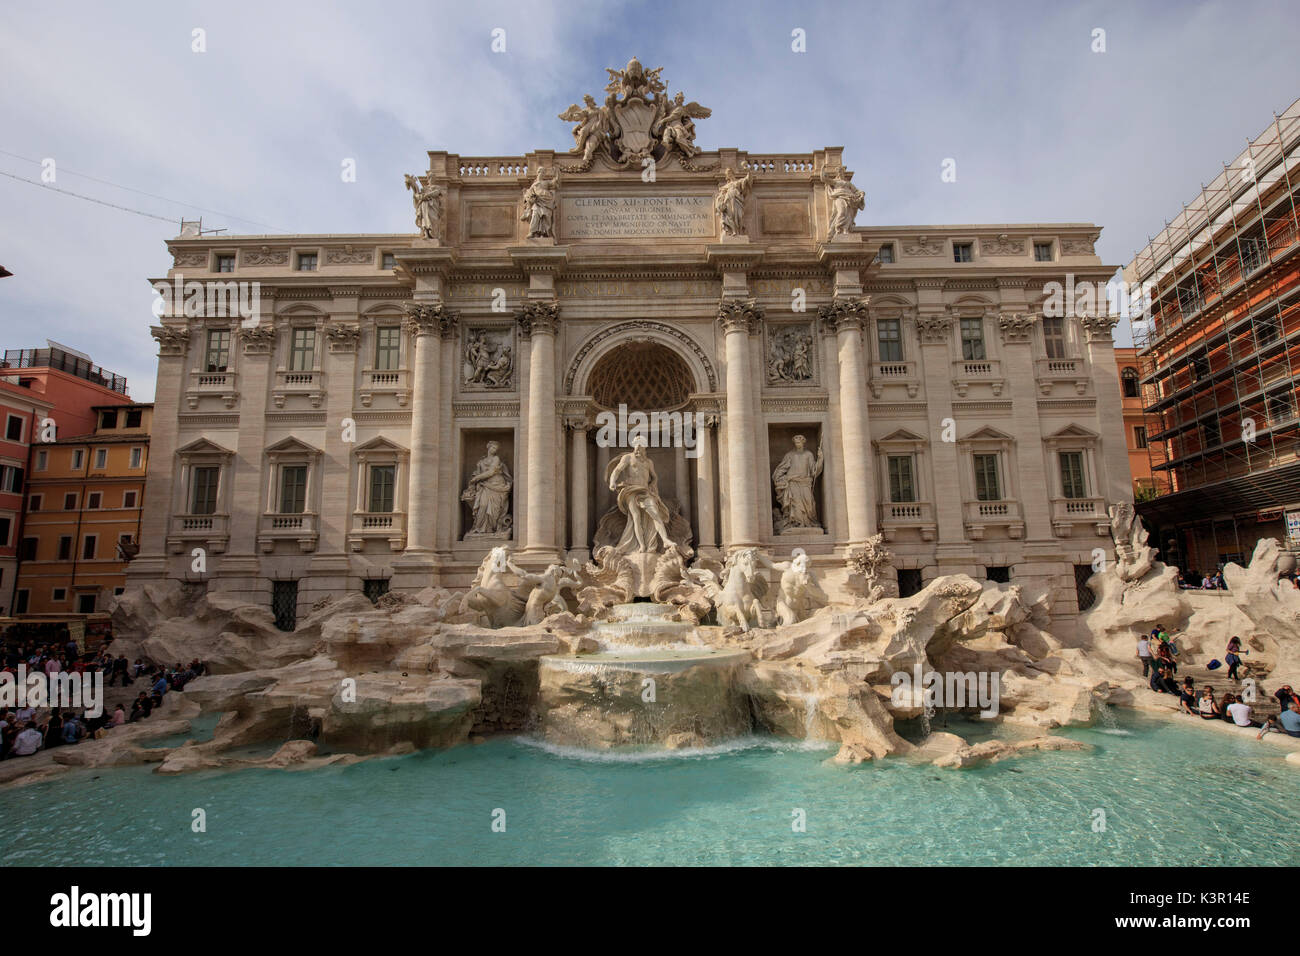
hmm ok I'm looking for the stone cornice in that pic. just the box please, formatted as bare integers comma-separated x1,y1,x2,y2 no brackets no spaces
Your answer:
706,243,765,274
508,244,570,276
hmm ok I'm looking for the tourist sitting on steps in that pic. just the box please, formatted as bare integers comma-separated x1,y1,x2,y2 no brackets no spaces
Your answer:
1150,664,1180,696
1179,677,1198,715
1225,695,1257,729
10,722,43,757
1258,697,1300,739
1198,687,1221,720
1274,684,1299,711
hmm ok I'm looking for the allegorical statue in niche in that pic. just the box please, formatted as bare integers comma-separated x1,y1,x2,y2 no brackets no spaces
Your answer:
714,168,752,238
404,173,445,240
821,167,866,240
521,167,559,239
607,438,674,554
772,434,824,532
461,441,513,537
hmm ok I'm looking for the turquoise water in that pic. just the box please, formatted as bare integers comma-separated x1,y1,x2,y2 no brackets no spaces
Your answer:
2,712,1297,866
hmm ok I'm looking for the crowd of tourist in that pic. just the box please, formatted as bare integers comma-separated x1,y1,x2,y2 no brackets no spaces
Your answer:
1176,569,1228,590
0,631,207,760
1140,625,1300,740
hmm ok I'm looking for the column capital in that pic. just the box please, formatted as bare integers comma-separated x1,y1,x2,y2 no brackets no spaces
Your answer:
997,311,1037,345
150,324,190,357
515,300,560,337
1079,313,1120,345
816,295,870,335
717,298,763,335
403,302,459,337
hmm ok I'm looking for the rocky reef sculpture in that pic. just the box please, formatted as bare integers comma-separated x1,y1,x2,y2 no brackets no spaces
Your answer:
848,533,894,604
1107,501,1156,583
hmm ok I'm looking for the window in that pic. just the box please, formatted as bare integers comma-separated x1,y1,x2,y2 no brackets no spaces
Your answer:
94,448,107,469
216,254,236,273
368,465,395,513
34,449,47,471
5,415,22,441
87,492,102,510
272,580,298,631
1241,236,1266,273
125,408,143,428
1190,353,1209,381
82,536,97,560
973,453,1001,501
1059,451,1087,499
57,536,72,561
381,253,396,270
123,490,138,508
959,318,985,360
1042,317,1067,359
14,590,29,614
1201,417,1220,448
887,455,916,503
99,409,117,429
375,327,401,370
1270,394,1295,424
1134,426,1148,449
71,449,85,470
986,566,1011,583
953,242,973,263
28,494,41,512
877,318,903,362
297,252,318,272
1121,367,1139,398
0,516,9,546
76,594,96,614
279,465,308,514
52,588,67,602
363,578,391,605
0,465,22,493
1256,315,1280,346
19,537,38,561
63,492,77,510
875,244,895,265
1033,242,1054,262
205,329,231,372
191,465,220,515
897,568,924,598
290,328,316,371
130,447,143,469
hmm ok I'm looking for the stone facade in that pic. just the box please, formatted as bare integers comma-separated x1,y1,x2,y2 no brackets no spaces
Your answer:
128,62,1128,627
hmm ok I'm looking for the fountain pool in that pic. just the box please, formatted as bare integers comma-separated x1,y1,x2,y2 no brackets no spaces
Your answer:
2,710,1297,866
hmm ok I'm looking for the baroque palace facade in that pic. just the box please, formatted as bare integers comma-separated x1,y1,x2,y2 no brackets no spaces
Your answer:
130,61,1127,626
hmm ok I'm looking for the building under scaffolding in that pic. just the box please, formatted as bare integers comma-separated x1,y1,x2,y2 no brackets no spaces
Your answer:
1126,98,1300,576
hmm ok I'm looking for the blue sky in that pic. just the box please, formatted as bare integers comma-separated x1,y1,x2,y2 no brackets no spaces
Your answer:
3,0,1299,401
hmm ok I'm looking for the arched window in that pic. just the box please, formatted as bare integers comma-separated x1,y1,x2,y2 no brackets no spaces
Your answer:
1121,367,1139,398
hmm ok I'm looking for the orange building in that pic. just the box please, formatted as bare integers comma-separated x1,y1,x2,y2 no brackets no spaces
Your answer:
1115,347,1157,498
14,403,152,615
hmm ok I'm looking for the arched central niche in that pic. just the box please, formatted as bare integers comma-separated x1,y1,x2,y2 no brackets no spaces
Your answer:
588,340,694,411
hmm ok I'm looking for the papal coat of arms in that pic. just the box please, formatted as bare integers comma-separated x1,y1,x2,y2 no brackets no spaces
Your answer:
558,57,712,170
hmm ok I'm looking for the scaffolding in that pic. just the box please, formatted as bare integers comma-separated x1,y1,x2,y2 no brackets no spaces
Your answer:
1128,100,1300,568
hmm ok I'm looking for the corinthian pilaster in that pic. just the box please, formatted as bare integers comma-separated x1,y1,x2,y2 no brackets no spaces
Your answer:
718,298,763,548
517,300,561,559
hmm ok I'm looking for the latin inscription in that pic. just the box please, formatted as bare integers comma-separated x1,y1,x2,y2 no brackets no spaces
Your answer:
560,196,715,239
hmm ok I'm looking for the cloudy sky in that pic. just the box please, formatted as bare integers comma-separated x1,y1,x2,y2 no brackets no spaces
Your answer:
3,0,1298,402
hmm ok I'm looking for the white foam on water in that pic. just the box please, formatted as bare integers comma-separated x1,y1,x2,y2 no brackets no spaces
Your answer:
513,734,835,763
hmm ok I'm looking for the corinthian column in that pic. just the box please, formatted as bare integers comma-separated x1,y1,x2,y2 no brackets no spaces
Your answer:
719,299,762,548
402,303,456,552
567,419,590,563
819,297,875,546
518,301,560,560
